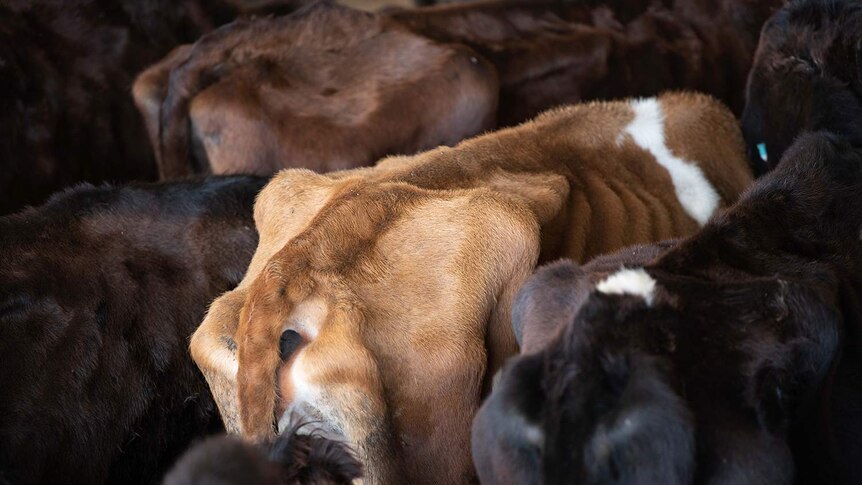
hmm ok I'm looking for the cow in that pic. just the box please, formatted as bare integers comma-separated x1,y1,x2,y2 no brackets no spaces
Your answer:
389,0,784,126
0,0,270,216
0,176,266,484
132,0,499,179
190,92,754,483
472,131,862,484
742,0,862,176
164,422,362,485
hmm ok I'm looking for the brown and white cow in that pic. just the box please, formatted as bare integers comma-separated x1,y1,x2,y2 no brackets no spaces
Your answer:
191,92,753,483
133,1,498,179
473,131,862,484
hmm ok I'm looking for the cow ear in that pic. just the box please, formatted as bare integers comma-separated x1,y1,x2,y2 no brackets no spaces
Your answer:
512,260,589,353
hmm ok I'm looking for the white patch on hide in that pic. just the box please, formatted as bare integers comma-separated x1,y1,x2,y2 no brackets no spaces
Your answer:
511,411,544,448
596,268,657,305
623,98,721,225
524,424,544,448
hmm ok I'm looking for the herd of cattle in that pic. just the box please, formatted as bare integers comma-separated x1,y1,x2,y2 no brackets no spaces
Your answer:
1,0,860,484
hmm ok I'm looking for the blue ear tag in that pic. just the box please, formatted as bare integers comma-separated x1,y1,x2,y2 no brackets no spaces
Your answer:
757,143,768,162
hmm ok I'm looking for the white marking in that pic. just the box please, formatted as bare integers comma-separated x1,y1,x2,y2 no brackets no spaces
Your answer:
596,268,657,305
623,98,721,225
590,412,643,459
511,411,544,448
524,424,544,448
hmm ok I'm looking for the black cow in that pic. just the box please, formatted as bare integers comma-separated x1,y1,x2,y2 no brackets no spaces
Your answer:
473,132,862,484
0,176,265,484
742,0,862,175
164,423,362,485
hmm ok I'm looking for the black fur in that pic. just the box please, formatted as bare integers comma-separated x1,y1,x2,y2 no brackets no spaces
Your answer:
473,132,862,484
742,0,862,175
0,176,266,484
0,0,241,216
164,423,362,485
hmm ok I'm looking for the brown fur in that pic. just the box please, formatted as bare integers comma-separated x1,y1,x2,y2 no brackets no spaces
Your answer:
134,1,498,179
473,131,862,484
389,0,784,124
191,92,753,483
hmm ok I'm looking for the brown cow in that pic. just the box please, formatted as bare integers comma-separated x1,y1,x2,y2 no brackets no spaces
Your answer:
191,92,753,483
389,0,784,125
133,0,498,179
